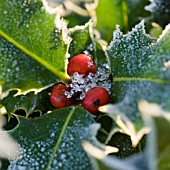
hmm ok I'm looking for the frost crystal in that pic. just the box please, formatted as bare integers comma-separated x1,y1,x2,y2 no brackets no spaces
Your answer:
87,61,94,68
65,65,111,100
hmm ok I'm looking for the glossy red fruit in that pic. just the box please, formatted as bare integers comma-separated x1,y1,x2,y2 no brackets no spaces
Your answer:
67,54,97,76
50,83,74,109
82,87,110,114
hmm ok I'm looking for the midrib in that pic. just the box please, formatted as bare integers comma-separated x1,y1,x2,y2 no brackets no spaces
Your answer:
45,108,75,170
113,77,170,84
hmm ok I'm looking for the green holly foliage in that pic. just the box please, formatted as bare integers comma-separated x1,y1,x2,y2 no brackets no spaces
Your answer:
68,22,96,59
0,0,69,93
8,107,100,169
95,0,150,41
0,0,170,169
106,21,170,122
84,102,170,170
0,86,53,118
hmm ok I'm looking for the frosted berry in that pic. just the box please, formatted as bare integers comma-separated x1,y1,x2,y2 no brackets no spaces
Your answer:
82,87,110,114
67,54,97,76
50,83,74,109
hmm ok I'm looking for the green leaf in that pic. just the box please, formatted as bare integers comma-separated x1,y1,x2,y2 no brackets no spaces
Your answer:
8,107,101,169
94,0,151,42
139,101,170,170
99,104,149,148
95,0,128,42
69,21,96,59
84,101,169,170
96,42,110,67
0,0,70,92
0,38,58,93
156,117,170,170
105,21,170,124
83,141,151,170
66,12,90,28
0,86,53,117
42,0,90,27
84,93,170,170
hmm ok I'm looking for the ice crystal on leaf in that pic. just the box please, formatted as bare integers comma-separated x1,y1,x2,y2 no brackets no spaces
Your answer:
65,65,111,100
8,107,105,170
106,21,170,124
0,0,71,93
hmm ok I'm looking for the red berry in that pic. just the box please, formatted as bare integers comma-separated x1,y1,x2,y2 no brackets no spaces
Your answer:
67,54,97,76
50,83,74,109
82,87,110,114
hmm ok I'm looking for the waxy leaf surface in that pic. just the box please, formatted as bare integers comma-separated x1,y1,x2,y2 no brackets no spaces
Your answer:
0,0,69,92
8,107,99,170
106,22,170,123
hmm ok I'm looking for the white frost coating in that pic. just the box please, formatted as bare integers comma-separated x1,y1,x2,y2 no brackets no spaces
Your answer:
65,65,111,100
132,20,145,33
1,0,69,96
106,20,156,78
107,20,146,52
8,110,98,170
55,15,71,44
87,60,94,68
157,23,170,42
107,24,123,49
42,0,64,14
114,24,123,40
99,104,150,147
49,123,103,169
54,15,71,73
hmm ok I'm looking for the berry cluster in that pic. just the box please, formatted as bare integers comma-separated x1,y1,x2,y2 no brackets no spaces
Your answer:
50,54,110,114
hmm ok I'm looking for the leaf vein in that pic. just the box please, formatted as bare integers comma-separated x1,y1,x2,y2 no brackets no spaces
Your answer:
0,29,70,82
113,77,170,84
45,107,75,170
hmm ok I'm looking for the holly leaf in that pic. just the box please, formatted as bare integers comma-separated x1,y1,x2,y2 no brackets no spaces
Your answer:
0,38,58,93
7,106,104,169
69,21,96,59
83,141,151,170
95,0,128,41
139,101,170,170
0,85,53,117
99,104,150,148
42,0,90,27
94,0,150,42
84,101,170,170
0,0,70,93
105,21,170,127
